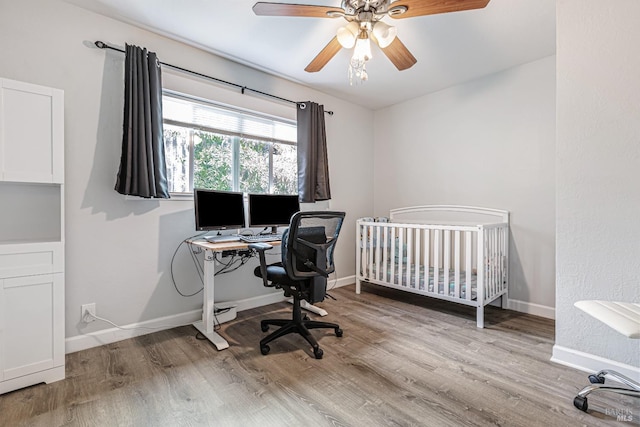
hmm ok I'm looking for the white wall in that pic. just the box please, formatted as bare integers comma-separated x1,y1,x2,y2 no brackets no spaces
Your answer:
553,0,640,374
0,0,374,349
373,56,556,316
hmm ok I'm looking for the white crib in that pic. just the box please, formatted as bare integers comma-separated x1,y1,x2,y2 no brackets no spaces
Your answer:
355,205,509,328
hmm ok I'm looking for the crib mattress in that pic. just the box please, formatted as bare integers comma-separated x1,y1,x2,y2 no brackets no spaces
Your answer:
366,264,478,300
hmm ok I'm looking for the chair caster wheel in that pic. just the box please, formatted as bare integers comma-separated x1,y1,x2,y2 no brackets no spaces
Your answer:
261,324,269,332
588,374,605,384
574,395,588,412
313,347,323,359
335,328,343,337
261,345,270,355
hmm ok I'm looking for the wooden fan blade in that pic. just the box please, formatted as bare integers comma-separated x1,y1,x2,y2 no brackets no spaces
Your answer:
381,37,417,71
305,37,343,72
389,0,490,19
253,2,343,18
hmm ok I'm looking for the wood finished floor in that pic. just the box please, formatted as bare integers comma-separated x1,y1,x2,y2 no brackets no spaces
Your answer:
1,283,637,427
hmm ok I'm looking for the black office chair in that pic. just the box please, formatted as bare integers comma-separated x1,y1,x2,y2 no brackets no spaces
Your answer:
249,211,345,359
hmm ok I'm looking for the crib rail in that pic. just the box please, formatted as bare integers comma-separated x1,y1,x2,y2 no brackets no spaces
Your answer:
356,219,508,308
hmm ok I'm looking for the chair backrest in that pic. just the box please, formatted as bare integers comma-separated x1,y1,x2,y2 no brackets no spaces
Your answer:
281,211,345,282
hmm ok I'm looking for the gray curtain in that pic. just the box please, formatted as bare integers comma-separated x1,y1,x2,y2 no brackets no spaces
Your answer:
297,101,331,203
115,44,170,198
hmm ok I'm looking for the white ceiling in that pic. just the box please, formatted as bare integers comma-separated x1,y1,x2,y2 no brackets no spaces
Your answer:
68,0,556,110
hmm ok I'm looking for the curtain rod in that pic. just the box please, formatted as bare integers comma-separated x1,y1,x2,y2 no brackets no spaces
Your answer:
94,41,333,115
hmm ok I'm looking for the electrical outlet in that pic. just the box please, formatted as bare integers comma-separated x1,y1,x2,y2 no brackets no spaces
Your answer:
81,303,96,322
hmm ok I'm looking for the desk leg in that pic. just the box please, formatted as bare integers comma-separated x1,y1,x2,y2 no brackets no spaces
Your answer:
192,248,229,350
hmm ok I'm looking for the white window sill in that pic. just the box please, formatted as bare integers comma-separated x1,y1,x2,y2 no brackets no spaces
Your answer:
124,192,193,201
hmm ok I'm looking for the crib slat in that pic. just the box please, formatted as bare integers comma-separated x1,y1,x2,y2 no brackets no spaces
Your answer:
491,228,497,298
443,230,450,295
465,231,472,301
493,228,499,297
434,229,440,294
477,227,485,304
375,226,381,281
500,226,507,293
424,229,430,292
390,227,396,285
414,228,421,290
382,224,389,282
398,227,404,286
361,223,368,279
503,226,509,294
356,222,362,293
406,228,413,287
454,230,460,298
367,225,374,281
493,228,497,298
484,229,489,301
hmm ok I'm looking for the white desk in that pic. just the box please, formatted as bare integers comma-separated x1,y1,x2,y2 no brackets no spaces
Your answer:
188,238,328,350
188,239,277,350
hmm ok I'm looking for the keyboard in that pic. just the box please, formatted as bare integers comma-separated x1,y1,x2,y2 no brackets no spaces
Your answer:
238,234,283,243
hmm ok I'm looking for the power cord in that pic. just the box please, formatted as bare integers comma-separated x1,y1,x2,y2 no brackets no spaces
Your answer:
170,233,266,297
82,310,185,331
170,233,207,297
82,305,232,336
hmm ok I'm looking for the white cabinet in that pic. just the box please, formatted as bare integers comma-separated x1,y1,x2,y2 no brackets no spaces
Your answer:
0,79,64,183
0,78,64,394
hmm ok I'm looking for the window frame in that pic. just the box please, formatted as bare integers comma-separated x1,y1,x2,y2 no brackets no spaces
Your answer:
162,90,298,198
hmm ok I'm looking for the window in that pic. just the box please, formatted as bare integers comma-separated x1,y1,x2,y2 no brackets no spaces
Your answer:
162,92,297,195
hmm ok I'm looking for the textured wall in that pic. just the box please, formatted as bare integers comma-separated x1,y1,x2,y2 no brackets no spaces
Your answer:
556,0,640,367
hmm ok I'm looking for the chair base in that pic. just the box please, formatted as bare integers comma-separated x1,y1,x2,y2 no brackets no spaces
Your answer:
573,369,640,412
259,298,342,359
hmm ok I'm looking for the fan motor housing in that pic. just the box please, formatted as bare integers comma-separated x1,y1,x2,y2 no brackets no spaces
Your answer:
342,0,391,16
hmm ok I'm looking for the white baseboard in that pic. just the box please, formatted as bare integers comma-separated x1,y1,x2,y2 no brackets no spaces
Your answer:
551,345,640,382
229,292,287,311
328,274,355,290
65,292,288,354
507,298,555,319
351,279,555,320
64,282,351,354
66,277,551,354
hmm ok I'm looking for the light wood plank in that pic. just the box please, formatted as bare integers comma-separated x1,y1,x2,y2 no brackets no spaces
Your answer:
0,284,634,426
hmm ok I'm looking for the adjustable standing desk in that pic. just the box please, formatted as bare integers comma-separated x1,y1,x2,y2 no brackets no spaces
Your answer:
188,237,328,350
188,238,280,350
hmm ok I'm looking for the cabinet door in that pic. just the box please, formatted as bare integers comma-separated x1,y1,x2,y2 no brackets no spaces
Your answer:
0,78,64,183
0,273,64,381
0,242,64,279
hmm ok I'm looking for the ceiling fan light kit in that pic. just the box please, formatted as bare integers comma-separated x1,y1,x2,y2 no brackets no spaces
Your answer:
336,21,359,48
372,21,397,48
253,0,491,84
349,25,373,84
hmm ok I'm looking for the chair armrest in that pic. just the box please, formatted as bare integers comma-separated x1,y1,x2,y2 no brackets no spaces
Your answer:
248,242,273,252
249,242,273,287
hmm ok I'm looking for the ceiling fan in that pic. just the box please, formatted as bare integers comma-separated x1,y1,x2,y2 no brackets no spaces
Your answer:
253,0,491,83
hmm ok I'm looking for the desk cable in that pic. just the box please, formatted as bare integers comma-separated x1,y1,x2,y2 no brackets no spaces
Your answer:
170,235,282,298
169,234,206,297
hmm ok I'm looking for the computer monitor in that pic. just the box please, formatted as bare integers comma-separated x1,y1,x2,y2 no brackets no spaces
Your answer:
194,188,246,231
248,193,300,234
